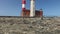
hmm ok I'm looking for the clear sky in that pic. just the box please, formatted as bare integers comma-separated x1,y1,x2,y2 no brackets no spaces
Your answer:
0,0,60,16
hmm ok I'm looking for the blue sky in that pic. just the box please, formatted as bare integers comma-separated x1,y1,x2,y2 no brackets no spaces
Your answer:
0,0,60,16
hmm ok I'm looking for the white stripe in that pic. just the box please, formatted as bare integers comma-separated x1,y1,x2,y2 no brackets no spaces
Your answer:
22,4,25,8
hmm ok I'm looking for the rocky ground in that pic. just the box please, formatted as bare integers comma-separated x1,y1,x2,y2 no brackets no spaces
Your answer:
0,17,60,34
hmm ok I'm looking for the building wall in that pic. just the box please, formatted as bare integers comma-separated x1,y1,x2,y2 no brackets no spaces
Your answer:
22,10,43,17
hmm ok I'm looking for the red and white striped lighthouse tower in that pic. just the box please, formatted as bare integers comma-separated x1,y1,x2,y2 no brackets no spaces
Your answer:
22,0,26,16
22,0,26,11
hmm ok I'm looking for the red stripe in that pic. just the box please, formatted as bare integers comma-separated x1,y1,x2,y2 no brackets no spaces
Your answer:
22,0,26,4
22,0,25,1
22,8,26,11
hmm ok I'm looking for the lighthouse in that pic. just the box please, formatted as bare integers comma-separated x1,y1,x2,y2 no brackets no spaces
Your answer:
22,0,26,16
30,0,35,17
22,0,26,11
21,0,43,17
